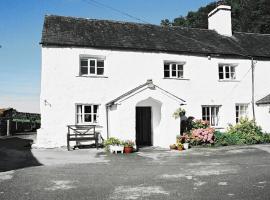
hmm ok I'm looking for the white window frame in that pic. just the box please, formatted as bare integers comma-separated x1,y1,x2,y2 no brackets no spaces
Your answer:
218,64,237,80
236,103,249,123
76,104,99,124
80,56,105,76
164,61,185,79
202,105,220,126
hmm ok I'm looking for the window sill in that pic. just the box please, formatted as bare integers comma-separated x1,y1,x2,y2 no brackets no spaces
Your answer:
218,80,240,82
77,75,108,78
163,77,190,81
212,127,225,130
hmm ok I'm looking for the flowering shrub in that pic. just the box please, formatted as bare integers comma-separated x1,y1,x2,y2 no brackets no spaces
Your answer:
190,128,215,145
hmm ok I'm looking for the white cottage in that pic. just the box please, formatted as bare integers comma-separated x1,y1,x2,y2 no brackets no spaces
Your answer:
37,5,270,148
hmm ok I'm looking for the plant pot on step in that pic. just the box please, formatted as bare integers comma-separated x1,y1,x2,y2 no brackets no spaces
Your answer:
183,143,189,150
124,146,133,153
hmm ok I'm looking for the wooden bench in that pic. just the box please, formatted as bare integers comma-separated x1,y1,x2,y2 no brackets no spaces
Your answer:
67,125,103,151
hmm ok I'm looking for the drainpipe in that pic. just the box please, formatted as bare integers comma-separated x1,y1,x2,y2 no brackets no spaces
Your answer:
251,58,256,122
106,105,110,139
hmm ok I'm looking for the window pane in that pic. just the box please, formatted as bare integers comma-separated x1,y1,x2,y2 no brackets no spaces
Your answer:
84,106,92,113
76,105,82,114
202,107,206,116
177,65,183,71
97,60,104,67
81,67,88,75
77,114,82,123
219,72,224,80
93,114,97,123
225,66,230,73
178,71,183,78
90,60,95,67
164,64,169,71
97,68,104,75
219,66,223,73
172,64,176,70
90,67,95,74
80,59,88,67
93,105,98,114
84,114,92,122
225,72,230,79
164,70,170,78
172,70,176,77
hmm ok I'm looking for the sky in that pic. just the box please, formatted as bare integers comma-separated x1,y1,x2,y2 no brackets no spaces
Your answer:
0,0,214,113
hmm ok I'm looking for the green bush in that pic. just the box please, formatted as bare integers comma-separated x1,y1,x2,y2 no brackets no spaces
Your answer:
214,118,270,146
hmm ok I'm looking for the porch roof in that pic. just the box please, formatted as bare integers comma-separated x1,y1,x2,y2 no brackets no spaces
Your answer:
106,79,186,107
256,94,270,105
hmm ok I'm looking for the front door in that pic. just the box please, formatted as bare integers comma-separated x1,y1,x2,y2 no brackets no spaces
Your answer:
136,107,152,146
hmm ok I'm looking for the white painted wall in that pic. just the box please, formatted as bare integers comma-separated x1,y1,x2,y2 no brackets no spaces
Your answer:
37,46,270,148
208,5,232,36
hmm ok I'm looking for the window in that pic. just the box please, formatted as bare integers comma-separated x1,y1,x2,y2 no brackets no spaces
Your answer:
219,64,236,80
164,62,184,79
80,57,105,76
236,104,248,123
76,104,99,124
202,106,220,126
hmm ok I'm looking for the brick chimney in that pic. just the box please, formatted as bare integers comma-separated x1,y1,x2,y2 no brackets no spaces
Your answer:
208,4,232,36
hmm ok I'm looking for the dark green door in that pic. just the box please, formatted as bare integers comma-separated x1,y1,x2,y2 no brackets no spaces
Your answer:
136,107,152,146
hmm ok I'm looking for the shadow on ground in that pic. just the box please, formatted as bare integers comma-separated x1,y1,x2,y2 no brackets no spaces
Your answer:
0,137,41,172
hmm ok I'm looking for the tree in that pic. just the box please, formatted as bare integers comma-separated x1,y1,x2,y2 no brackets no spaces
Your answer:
161,0,270,34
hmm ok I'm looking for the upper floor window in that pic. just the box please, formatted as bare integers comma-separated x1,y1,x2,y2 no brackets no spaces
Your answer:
219,64,236,80
236,104,248,123
76,104,99,124
202,105,220,126
164,62,184,79
80,57,105,76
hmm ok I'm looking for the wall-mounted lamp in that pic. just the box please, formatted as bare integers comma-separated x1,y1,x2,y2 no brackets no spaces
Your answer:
44,100,52,107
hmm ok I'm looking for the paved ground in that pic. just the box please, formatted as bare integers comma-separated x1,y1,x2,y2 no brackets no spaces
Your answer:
0,137,270,200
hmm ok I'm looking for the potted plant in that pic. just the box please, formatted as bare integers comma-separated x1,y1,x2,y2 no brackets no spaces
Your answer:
177,134,190,150
173,108,186,119
123,140,135,153
169,144,177,150
104,137,124,153
176,143,184,151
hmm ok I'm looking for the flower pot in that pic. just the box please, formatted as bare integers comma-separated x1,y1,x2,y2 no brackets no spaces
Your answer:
169,144,177,150
177,146,183,151
183,143,189,150
124,146,133,153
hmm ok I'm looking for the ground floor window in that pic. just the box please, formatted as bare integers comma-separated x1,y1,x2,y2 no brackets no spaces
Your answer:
236,104,248,123
76,104,99,124
202,105,220,126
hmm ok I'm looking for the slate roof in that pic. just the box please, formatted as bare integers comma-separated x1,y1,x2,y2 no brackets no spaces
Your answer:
41,15,270,59
256,94,270,105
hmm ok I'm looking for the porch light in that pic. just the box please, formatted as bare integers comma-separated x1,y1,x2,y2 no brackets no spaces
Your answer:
147,79,155,90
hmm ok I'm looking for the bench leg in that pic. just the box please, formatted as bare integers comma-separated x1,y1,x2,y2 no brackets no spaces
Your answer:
67,139,70,151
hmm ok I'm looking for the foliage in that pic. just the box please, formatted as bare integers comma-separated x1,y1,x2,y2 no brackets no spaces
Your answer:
215,119,270,146
123,140,135,147
104,137,122,151
191,119,210,129
161,0,270,34
173,108,186,119
176,142,184,150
